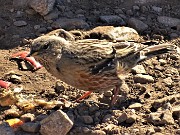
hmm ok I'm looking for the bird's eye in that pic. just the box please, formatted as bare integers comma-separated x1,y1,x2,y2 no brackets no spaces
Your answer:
42,44,50,50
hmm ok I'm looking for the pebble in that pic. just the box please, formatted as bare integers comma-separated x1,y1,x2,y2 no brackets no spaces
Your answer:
40,110,73,135
29,0,55,16
146,128,155,135
10,74,22,83
117,112,128,123
132,5,140,11
21,122,40,133
131,65,146,74
157,16,180,27
55,81,65,94
34,25,41,30
134,74,154,84
170,33,178,39
140,6,149,13
163,77,173,86
43,9,59,20
20,113,35,122
99,15,126,26
51,18,89,30
128,103,142,111
172,105,180,119
90,130,106,135
4,108,21,117
104,91,113,97
126,10,133,16
0,122,15,135
13,20,27,27
81,115,94,124
147,110,174,125
128,18,148,32
126,114,137,124
158,59,167,65
152,6,162,13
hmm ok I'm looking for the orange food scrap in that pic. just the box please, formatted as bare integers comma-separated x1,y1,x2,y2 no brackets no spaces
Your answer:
6,118,24,128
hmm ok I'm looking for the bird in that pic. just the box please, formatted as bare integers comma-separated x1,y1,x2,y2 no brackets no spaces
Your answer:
28,33,176,105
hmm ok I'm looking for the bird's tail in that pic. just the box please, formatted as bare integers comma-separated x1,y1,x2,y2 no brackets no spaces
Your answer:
137,43,177,63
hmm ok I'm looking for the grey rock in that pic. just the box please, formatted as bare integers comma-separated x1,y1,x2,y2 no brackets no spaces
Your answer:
157,16,180,27
81,115,94,124
13,0,29,7
100,15,126,26
152,6,162,13
140,6,148,13
126,10,133,16
170,33,179,39
128,18,148,32
134,74,154,84
0,122,15,135
40,110,73,135
128,103,142,111
13,20,27,27
133,5,140,11
44,9,60,20
29,0,55,16
21,122,40,133
52,18,89,30
132,65,146,74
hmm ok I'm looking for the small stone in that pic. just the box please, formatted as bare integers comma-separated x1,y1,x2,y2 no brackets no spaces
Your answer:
152,6,162,13
140,6,149,13
29,0,55,16
52,18,89,30
12,35,20,38
157,16,180,27
170,33,178,39
163,77,173,86
10,74,22,83
132,65,146,74
25,8,37,15
21,122,40,133
81,115,94,124
128,18,148,32
126,10,133,16
44,9,59,20
158,59,167,65
4,108,21,117
104,91,113,97
146,128,155,135
100,15,126,26
172,105,180,118
20,113,35,122
176,129,180,134
126,114,137,124
40,110,73,135
134,74,154,84
13,20,27,27
128,103,142,111
55,81,65,94
90,130,106,135
133,5,140,11
117,113,128,123
34,25,41,30
0,122,15,135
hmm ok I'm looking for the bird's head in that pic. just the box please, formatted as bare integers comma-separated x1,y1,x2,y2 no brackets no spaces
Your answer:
28,35,68,62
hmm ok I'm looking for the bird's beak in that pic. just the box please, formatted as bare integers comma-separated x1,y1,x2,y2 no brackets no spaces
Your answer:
27,50,38,57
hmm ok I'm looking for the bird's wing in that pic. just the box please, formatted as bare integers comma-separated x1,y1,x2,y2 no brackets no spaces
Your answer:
62,39,144,74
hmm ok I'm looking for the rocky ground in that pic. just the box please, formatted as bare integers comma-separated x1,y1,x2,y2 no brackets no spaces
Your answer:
0,0,180,135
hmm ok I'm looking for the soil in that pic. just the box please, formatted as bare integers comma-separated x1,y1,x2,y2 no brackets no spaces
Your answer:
0,0,179,135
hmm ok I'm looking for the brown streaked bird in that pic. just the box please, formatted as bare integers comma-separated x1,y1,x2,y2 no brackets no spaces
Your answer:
28,34,176,105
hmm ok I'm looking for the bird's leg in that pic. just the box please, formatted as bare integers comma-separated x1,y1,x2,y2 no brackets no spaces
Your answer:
76,91,93,101
111,85,120,106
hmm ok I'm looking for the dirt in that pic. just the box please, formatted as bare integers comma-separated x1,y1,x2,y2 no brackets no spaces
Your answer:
0,0,180,135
